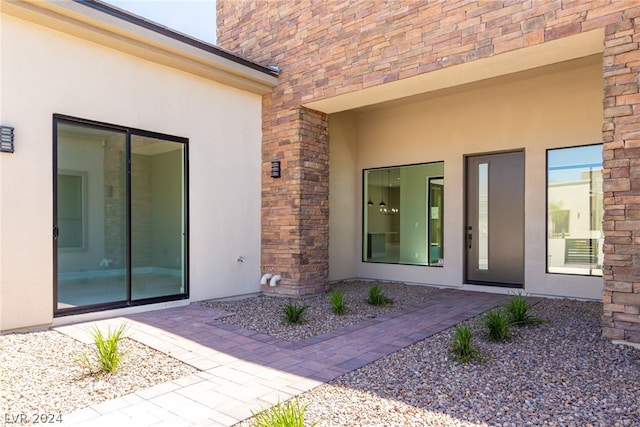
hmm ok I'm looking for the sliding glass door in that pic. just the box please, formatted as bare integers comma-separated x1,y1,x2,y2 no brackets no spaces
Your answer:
54,116,188,315
55,123,127,309
130,135,186,300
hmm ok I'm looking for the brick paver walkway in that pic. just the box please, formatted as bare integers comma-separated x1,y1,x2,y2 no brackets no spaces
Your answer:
55,289,510,426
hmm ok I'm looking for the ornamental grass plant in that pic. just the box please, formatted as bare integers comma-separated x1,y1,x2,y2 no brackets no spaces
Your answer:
282,302,309,324
505,292,545,326
251,398,313,427
329,290,345,315
484,308,510,341
450,323,485,364
367,285,392,306
78,323,128,375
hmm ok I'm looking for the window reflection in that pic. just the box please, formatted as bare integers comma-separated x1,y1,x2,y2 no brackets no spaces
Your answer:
363,162,444,266
547,144,603,276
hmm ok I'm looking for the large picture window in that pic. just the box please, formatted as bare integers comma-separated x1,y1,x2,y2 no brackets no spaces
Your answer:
363,162,444,266
547,144,603,276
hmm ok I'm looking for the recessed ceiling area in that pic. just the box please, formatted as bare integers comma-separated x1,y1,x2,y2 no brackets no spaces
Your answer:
352,54,602,113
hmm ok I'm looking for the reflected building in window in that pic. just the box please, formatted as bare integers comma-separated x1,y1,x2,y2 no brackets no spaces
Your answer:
547,144,603,276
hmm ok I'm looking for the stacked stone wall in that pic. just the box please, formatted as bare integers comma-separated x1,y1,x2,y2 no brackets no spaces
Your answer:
218,1,633,100
602,9,640,343
260,105,329,295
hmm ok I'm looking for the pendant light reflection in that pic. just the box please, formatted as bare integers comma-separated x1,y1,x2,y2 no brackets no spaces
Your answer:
379,169,398,216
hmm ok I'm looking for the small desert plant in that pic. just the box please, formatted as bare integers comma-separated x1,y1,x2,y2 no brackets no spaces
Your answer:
367,285,392,306
78,323,128,374
283,302,309,324
251,398,312,427
505,292,545,326
450,324,484,364
329,290,345,315
484,308,510,341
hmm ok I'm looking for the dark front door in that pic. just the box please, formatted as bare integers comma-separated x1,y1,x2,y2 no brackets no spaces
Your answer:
465,151,524,287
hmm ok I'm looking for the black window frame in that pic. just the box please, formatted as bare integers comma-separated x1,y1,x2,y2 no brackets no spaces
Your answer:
545,143,603,277
362,160,445,267
53,114,190,316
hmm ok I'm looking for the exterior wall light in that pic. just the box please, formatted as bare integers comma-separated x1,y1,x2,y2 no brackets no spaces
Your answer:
0,126,15,153
271,161,281,178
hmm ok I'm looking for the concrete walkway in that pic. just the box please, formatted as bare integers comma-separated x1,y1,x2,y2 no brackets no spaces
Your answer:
55,289,509,426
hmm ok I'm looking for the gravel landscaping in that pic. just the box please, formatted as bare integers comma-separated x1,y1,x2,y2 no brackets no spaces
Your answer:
291,297,640,427
1,281,639,426
219,282,640,427
0,329,197,419
197,281,440,342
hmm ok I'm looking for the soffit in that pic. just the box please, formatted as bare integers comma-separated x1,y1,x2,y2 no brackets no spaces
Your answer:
0,0,279,95
303,29,604,114
355,54,602,113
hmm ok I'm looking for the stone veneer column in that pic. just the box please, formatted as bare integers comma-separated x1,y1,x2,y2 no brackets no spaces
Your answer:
261,105,329,296
602,13,640,344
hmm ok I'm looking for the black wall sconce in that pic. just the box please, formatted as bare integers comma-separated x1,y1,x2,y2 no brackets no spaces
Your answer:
0,126,15,153
271,161,281,178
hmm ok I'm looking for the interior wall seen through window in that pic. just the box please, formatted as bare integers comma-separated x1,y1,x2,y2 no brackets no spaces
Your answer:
57,172,86,250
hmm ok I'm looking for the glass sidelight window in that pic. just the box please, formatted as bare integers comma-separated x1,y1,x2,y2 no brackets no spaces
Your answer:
54,116,188,314
477,163,489,271
547,144,603,276
363,162,444,266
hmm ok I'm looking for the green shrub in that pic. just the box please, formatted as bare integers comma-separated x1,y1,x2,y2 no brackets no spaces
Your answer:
79,323,128,374
329,290,345,315
367,285,392,306
484,308,510,341
505,292,544,326
252,398,312,427
283,302,309,324
450,324,484,364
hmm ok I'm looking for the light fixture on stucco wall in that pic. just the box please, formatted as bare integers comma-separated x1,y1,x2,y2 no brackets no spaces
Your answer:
0,126,15,153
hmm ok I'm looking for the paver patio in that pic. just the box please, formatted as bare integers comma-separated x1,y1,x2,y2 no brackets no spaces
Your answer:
55,289,512,426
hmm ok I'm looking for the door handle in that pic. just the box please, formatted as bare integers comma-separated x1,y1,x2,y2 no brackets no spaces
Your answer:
53,225,59,240
466,226,472,249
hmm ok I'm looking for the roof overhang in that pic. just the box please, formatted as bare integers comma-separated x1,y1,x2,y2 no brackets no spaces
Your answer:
303,29,604,114
0,0,279,95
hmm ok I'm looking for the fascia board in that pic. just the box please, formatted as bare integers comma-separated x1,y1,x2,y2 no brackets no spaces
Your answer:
1,0,278,95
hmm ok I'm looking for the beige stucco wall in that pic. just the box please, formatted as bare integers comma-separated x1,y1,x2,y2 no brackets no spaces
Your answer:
329,57,604,300
0,14,263,331
328,112,359,280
